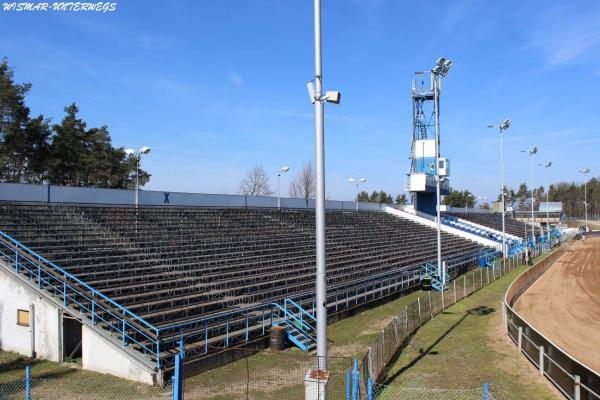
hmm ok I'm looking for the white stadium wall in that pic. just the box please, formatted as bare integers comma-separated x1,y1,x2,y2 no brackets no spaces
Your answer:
0,267,61,362
0,263,156,384
0,182,391,211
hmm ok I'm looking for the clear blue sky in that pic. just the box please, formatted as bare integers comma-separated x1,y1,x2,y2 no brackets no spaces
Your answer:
2,0,599,202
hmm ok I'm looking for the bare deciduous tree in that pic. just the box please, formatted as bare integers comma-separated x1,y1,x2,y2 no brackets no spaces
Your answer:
238,165,273,196
289,161,315,200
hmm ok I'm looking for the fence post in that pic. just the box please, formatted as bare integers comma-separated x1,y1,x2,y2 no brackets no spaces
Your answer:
404,306,408,334
463,275,466,299
483,383,489,400
480,268,483,289
574,375,581,400
171,353,183,400
453,280,457,304
25,365,31,400
367,377,373,400
428,291,433,319
472,270,475,293
517,327,523,353
539,346,544,376
417,297,422,326
367,348,373,380
346,369,351,400
353,358,360,400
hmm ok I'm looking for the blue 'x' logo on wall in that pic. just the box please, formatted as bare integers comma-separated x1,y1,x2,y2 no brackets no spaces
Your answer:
163,192,170,204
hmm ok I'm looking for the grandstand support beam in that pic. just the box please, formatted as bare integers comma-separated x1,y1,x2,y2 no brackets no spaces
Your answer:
312,0,328,371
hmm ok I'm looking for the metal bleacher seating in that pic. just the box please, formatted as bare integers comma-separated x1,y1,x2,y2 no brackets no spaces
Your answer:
0,202,486,371
447,212,533,240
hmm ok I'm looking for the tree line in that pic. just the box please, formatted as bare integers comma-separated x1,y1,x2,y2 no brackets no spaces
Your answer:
498,180,600,219
0,58,148,188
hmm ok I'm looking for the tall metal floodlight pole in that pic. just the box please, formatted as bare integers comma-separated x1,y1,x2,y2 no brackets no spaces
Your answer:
540,162,552,239
431,58,451,284
579,168,591,232
277,166,290,209
348,177,366,211
488,120,511,258
126,146,151,208
525,146,538,243
309,0,341,371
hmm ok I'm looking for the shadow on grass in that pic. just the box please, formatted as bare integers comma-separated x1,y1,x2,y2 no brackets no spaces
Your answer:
380,306,495,385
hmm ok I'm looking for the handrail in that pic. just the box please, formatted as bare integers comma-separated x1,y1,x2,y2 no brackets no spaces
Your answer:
284,298,316,322
0,230,158,334
0,230,162,369
272,302,316,340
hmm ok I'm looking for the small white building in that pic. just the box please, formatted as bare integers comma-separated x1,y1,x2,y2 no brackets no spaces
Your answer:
0,263,158,384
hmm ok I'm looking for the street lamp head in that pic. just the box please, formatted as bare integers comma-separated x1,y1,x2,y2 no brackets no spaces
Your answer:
546,161,552,168
280,166,290,173
359,177,366,183
347,178,356,183
530,146,538,155
125,148,135,156
579,168,591,174
501,119,511,130
139,146,151,155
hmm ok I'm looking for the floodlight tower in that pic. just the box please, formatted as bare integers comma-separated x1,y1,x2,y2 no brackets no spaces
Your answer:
579,168,591,232
539,161,552,240
488,119,511,258
521,146,539,244
406,68,451,215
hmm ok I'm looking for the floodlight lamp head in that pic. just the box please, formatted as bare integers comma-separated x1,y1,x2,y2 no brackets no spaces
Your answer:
307,80,317,104
280,166,290,173
530,146,538,155
140,146,151,155
546,162,552,168
436,57,446,66
415,71,424,77
359,177,366,183
501,119,511,130
324,91,341,104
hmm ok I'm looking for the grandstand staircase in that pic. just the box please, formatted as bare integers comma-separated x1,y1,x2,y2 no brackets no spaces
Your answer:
479,251,496,268
272,299,317,352
420,263,449,292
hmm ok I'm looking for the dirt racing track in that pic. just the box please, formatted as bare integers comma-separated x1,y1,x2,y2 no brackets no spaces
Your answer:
514,237,600,374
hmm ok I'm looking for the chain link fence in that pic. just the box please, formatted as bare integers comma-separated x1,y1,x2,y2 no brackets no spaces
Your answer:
0,368,171,400
373,383,498,400
181,347,352,400
355,252,528,397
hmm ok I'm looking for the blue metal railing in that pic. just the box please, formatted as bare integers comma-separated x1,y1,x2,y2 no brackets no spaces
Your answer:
0,230,162,369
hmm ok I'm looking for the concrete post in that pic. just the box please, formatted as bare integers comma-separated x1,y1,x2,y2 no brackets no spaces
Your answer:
517,327,523,353
404,306,408,333
304,369,330,400
574,375,581,400
453,280,457,304
417,297,422,326
480,268,483,289
539,346,544,376
428,291,433,319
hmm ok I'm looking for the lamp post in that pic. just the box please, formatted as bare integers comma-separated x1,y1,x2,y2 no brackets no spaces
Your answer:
277,166,290,209
431,57,452,285
125,146,151,208
521,146,538,244
308,0,341,371
539,162,552,240
579,168,591,232
348,177,366,211
488,119,511,258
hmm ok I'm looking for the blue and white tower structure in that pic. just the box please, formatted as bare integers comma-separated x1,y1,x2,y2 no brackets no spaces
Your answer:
405,62,451,216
